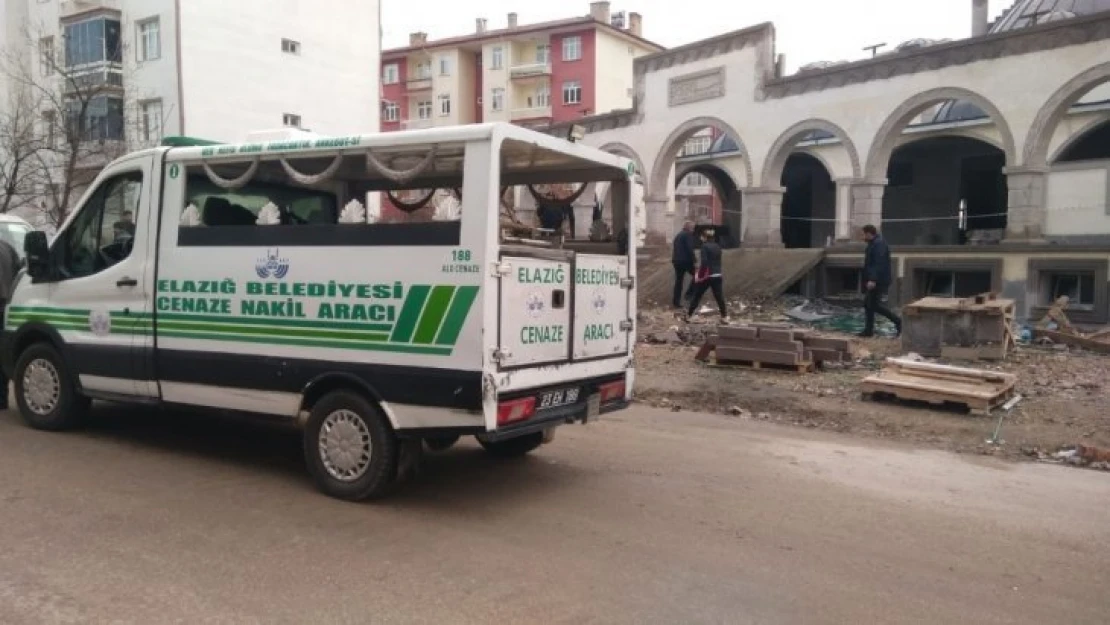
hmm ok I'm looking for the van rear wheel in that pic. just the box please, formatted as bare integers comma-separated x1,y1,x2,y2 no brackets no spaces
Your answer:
304,390,399,501
13,343,90,431
478,432,545,458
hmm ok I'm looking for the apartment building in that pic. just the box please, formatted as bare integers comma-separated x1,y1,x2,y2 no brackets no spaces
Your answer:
2,0,381,145
380,1,662,134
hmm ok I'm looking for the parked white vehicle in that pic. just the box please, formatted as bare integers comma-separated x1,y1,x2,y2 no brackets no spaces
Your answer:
2,123,636,501
0,214,34,260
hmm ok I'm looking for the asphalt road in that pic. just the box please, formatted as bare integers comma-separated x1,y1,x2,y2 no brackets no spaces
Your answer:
1,403,1108,625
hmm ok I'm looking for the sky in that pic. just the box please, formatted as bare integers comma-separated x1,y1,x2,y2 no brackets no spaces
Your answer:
382,0,1014,71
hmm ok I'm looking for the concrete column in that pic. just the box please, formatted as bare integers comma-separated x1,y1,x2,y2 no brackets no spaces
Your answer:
1003,166,1047,241
834,178,853,243
740,187,785,248
644,198,672,242
850,180,886,233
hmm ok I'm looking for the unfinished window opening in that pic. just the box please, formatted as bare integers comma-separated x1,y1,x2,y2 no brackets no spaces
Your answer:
918,270,992,298
1045,272,1096,309
825,267,862,298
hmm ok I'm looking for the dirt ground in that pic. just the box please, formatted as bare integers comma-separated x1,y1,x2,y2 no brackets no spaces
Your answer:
634,305,1110,466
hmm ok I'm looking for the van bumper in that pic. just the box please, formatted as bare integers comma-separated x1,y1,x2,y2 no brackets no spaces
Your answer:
481,375,630,443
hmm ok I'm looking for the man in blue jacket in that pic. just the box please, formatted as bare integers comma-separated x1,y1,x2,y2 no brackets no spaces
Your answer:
672,220,696,309
861,224,901,338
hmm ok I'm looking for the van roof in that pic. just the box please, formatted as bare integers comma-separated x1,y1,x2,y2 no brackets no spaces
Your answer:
162,123,633,186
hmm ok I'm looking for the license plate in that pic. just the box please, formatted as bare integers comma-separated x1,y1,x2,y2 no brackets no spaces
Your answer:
537,387,581,410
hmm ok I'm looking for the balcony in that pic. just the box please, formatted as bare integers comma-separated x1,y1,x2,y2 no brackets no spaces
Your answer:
62,63,124,95
510,62,552,79
60,0,120,19
510,105,553,121
402,118,434,130
404,77,433,92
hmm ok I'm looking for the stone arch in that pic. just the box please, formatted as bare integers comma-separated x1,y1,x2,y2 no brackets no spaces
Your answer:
649,116,751,198
675,162,741,194
598,142,646,179
761,119,860,186
864,87,1017,180
1049,116,1110,163
892,129,1005,153
1026,62,1110,167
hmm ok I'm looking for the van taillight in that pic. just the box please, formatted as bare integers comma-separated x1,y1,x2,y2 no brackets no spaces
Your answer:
598,380,626,403
497,397,536,426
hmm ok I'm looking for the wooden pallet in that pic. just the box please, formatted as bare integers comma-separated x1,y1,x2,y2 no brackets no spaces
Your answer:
708,356,815,374
860,358,1017,415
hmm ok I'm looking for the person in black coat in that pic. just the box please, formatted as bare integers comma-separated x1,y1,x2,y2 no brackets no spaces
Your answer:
671,220,697,309
685,229,728,321
0,238,22,409
860,224,901,338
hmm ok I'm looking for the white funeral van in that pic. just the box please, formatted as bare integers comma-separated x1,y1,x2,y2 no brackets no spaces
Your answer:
2,123,636,501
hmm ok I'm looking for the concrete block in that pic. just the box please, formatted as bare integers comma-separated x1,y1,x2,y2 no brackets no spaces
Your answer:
757,328,796,342
719,326,758,341
716,346,805,366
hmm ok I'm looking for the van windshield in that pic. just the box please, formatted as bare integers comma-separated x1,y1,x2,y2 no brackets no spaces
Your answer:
0,222,31,259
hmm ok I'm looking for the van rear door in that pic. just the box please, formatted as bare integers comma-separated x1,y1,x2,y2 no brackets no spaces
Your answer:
572,254,632,360
496,248,572,368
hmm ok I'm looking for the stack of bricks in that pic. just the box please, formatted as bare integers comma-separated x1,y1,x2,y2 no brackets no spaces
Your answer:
696,324,857,371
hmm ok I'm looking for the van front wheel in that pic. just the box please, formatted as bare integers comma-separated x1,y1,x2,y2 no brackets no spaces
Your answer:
478,431,545,458
13,343,90,431
304,391,399,501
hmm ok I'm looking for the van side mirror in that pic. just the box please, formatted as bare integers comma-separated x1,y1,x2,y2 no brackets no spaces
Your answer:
24,230,50,281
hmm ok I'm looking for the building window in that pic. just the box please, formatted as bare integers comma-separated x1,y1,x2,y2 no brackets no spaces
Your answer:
39,37,54,75
65,95,124,141
137,18,160,61
64,17,122,67
491,88,504,112
140,99,163,142
490,47,503,69
684,173,710,187
417,100,432,119
562,80,582,105
281,38,301,55
382,64,399,84
414,61,431,79
536,44,550,64
41,110,56,146
562,36,582,61
681,135,711,156
282,113,302,128
535,85,550,107
382,101,400,122
1046,273,1096,308
438,94,451,116
439,56,451,75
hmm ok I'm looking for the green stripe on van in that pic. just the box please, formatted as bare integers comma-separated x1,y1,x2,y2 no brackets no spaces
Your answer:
435,286,479,346
412,286,456,345
389,285,430,343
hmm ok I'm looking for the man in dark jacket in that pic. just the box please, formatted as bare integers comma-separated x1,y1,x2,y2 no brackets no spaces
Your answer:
685,229,728,321
672,220,697,309
0,238,22,409
861,224,901,338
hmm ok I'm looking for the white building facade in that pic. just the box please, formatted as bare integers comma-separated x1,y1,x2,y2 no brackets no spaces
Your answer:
2,0,381,144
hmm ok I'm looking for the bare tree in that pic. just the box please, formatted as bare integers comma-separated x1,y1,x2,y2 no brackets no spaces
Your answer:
1,19,173,229
0,80,43,215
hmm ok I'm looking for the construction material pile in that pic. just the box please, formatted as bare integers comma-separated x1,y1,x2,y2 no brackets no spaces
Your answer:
696,324,856,373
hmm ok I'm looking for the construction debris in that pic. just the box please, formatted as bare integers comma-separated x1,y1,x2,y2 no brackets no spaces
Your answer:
860,358,1018,415
1030,298,1110,354
901,293,1016,361
696,324,857,373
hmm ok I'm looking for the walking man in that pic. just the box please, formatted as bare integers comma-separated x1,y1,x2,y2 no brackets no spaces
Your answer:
0,237,22,409
672,220,696,309
685,229,729,322
860,224,901,338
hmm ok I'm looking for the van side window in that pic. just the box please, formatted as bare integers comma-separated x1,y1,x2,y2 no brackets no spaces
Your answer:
56,172,143,279
185,176,338,226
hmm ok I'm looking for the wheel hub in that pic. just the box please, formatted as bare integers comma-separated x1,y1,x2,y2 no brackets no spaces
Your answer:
318,409,372,482
23,358,61,415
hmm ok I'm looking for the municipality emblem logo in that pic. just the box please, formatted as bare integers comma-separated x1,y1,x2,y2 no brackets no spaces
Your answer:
592,291,607,315
88,310,111,336
526,292,545,318
256,248,290,279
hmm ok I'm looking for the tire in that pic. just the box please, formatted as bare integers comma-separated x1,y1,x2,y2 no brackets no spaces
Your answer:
303,390,399,501
13,342,90,431
424,435,460,452
478,431,545,458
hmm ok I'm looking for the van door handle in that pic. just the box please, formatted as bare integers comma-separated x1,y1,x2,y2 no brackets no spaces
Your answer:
116,277,138,287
